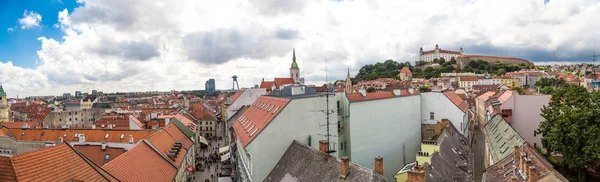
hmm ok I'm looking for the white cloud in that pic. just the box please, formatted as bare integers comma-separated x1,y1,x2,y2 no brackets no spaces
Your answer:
1,0,600,97
18,10,42,29
7,28,13,32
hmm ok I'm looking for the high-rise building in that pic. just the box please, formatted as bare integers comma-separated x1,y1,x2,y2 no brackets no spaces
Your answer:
0,83,9,122
205,79,216,93
75,91,82,98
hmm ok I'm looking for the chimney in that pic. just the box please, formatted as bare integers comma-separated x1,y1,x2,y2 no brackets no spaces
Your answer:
408,88,415,95
513,146,519,162
91,125,96,129
525,159,532,176
528,166,536,182
79,134,85,143
319,140,329,153
374,156,383,175
511,175,518,182
520,155,525,170
393,89,401,96
340,156,350,179
108,124,113,129
101,142,107,151
58,137,63,144
128,135,134,144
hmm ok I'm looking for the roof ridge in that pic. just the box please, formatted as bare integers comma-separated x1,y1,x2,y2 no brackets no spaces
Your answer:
141,139,178,168
66,141,121,181
9,156,19,181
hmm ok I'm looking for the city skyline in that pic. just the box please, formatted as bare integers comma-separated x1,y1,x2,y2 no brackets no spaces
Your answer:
1,0,600,97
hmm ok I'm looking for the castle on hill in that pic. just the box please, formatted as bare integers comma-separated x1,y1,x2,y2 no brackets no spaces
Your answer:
419,44,534,68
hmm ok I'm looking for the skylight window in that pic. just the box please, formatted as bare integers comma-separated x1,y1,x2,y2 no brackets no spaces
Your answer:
249,128,259,137
267,105,274,112
247,124,255,132
120,134,125,139
105,134,109,139
272,106,280,114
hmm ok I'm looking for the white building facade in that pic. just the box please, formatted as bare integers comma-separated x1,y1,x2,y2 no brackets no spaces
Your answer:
419,44,463,62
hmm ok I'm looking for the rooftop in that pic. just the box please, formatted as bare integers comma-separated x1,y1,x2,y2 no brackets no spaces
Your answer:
9,143,117,181
233,96,290,147
484,115,526,164
103,140,177,182
3,128,154,143
425,122,474,181
443,91,469,112
484,144,568,182
264,140,387,182
74,144,127,166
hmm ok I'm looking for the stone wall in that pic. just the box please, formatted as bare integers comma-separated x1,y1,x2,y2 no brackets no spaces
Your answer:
0,137,46,155
458,55,533,69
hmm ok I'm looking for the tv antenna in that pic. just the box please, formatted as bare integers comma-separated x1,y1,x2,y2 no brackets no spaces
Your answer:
311,58,337,153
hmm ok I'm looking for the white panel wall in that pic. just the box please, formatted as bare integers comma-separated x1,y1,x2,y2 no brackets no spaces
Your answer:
227,88,267,120
348,95,421,181
420,92,466,134
244,95,339,181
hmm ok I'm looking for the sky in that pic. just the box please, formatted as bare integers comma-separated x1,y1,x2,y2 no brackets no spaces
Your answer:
0,0,600,97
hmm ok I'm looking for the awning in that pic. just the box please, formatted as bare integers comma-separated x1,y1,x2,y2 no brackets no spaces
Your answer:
219,145,230,154
218,177,233,182
220,152,231,162
198,136,208,146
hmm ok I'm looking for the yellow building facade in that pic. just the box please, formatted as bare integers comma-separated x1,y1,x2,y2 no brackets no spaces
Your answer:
0,83,9,122
500,77,519,88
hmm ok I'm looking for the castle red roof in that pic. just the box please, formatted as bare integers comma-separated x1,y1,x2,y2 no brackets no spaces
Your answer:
233,96,290,147
260,81,275,90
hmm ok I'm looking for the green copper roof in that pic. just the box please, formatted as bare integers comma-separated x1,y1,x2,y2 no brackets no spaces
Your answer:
0,83,5,96
291,49,299,69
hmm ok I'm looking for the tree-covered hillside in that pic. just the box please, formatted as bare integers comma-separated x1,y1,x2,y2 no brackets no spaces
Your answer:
354,60,413,80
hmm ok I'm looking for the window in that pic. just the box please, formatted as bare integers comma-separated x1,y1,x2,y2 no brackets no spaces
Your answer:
104,154,110,163
430,112,434,120
105,134,109,139
337,101,341,115
75,112,77,115
534,132,537,137
120,134,125,139
69,112,71,115
69,118,72,121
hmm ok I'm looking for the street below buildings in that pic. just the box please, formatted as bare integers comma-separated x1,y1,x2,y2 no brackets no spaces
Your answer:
471,125,486,181
194,120,229,182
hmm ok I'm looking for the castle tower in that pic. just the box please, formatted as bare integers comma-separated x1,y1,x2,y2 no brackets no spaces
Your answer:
460,47,464,55
0,83,8,122
290,49,300,84
345,68,353,93
434,44,440,59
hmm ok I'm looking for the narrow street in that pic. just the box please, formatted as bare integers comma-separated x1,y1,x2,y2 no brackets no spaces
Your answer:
194,120,229,182
471,125,486,181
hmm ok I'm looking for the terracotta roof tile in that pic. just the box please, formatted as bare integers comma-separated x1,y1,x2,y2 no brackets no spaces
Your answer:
147,130,186,166
0,156,16,181
477,91,495,101
459,76,478,82
11,143,114,181
190,103,216,120
443,91,468,112
346,92,396,101
228,90,245,106
0,122,39,129
4,128,154,143
233,96,290,147
174,114,197,132
163,124,193,149
129,115,145,129
400,67,412,74
274,78,295,86
74,145,127,166
260,81,275,90
104,141,177,182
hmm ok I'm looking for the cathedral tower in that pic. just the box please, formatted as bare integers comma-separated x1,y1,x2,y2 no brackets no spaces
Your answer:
0,83,8,122
290,49,300,84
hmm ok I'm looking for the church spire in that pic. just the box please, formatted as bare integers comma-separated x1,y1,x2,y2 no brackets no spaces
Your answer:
293,48,296,62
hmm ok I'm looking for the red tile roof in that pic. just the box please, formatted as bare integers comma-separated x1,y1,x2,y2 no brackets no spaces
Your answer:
260,81,275,90
104,141,177,182
174,113,197,132
443,91,469,112
274,78,295,86
4,128,154,143
0,156,16,181
190,103,216,120
1,122,39,129
400,67,412,75
459,76,479,82
10,143,116,181
163,124,193,149
74,145,127,166
233,96,290,147
400,90,411,96
228,90,245,107
477,91,495,101
129,115,145,129
346,92,396,101
147,130,187,166
96,118,130,130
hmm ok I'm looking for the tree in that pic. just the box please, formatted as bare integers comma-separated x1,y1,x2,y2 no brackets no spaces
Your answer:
536,85,600,182
449,57,457,64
